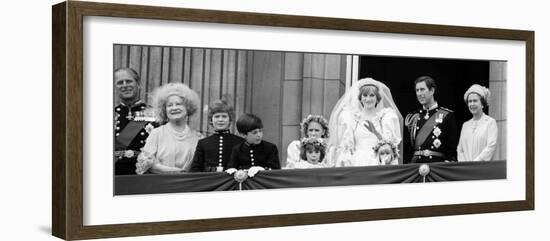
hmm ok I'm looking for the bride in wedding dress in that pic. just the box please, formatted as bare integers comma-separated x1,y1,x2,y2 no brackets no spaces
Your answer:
327,78,403,166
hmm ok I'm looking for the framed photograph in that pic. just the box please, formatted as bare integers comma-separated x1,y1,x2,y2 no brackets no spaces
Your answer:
52,1,534,240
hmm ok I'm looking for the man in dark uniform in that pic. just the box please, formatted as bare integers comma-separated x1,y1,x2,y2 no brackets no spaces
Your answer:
114,67,156,175
189,100,244,172
405,76,459,163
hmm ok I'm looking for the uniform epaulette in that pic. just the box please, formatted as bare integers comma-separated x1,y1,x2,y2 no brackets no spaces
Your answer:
439,107,453,113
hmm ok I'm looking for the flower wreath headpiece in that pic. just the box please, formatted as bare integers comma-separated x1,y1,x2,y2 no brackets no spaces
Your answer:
300,114,329,138
300,137,328,150
372,139,400,158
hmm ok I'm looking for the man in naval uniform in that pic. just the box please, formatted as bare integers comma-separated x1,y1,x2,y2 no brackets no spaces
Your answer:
405,76,459,163
114,67,156,175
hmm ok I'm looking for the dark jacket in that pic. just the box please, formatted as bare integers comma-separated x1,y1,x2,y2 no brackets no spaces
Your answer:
114,101,157,175
227,140,281,170
406,106,458,163
189,130,244,172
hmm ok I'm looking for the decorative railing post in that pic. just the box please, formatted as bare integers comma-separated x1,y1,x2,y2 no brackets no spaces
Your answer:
418,164,430,183
233,170,248,190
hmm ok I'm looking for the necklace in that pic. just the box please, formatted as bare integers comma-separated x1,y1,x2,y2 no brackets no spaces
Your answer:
168,123,189,140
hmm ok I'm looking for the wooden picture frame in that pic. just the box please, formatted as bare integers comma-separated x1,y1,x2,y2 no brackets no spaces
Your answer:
52,1,534,240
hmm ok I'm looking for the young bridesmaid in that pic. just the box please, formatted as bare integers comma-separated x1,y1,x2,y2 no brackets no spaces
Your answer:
291,137,328,169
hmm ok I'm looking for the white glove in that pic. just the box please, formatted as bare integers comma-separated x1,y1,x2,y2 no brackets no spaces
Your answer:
247,166,265,177
225,168,237,175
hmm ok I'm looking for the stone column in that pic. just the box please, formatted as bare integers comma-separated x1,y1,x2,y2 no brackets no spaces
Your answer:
488,61,507,160
280,53,348,165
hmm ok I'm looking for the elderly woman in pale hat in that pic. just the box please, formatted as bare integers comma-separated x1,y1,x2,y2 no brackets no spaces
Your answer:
457,84,498,162
135,83,203,174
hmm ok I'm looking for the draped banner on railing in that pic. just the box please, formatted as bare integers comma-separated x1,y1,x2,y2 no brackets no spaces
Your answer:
115,161,506,195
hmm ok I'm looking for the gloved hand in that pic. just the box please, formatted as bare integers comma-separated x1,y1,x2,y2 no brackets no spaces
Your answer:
247,166,265,177
225,168,237,175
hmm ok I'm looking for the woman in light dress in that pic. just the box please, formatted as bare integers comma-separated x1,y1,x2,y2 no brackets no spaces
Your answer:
328,78,403,166
457,84,498,162
136,83,203,174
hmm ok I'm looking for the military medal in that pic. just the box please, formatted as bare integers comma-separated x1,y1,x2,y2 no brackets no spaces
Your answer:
216,166,223,172
126,110,134,120
433,139,442,148
424,111,429,120
433,126,441,137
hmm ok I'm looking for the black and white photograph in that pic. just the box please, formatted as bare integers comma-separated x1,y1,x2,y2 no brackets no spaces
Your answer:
34,0,542,240
113,44,507,195
3,0,546,240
